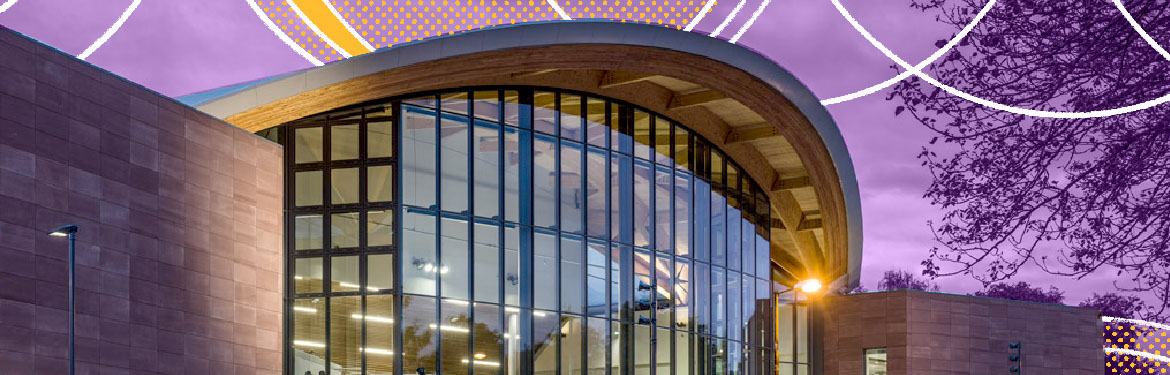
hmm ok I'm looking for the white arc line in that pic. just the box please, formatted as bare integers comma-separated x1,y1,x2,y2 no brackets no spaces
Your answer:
77,0,141,60
683,0,718,31
244,0,324,66
728,0,772,44
548,0,572,20
322,0,375,52
821,0,996,105
1105,348,1170,364
825,0,1170,119
1111,0,1170,60
1103,316,1170,331
0,0,19,14
709,0,747,37
288,0,351,58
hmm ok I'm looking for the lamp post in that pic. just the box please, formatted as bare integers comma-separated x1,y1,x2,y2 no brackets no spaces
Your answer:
47,225,78,375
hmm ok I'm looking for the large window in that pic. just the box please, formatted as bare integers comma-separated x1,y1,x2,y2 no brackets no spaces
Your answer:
275,87,780,375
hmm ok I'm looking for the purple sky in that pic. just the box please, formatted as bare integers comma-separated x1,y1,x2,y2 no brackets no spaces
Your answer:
0,0,1124,303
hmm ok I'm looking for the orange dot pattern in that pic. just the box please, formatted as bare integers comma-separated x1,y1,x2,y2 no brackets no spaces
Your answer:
1104,323,1168,373
260,0,712,61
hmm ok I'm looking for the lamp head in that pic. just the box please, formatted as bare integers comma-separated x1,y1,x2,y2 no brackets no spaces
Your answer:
797,279,824,294
47,225,78,237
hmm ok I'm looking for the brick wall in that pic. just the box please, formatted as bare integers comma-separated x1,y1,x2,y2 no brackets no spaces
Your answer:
0,26,284,374
821,290,1104,375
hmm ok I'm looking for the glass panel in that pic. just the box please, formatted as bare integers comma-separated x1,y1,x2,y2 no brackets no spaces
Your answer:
504,306,522,375
440,299,472,375
294,127,324,164
655,166,672,252
441,115,471,214
672,126,689,171
403,210,438,295
331,167,360,205
295,171,324,206
533,230,558,310
756,233,769,280
740,217,754,276
713,339,725,375
612,154,632,243
694,263,709,334
586,147,608,239
405,95,437,108
368,254,394,291
403,106,438,208
611,322,625,375
533,91,558,135
294,257,323,294
330,295,362,372
332,124,360,160
366,295,396,374
654,116,672,165
586,240,608,317
633,160,652,248
633,249,653,324
474,120,501,219
585,98,607,148
560,93,584,142
611,244,627,321
368,119,394,159
504,225,521,306
711,192,726,267
533,134,557,228
292,298,326,375
711,152,725,188
503,128,526,223
633,324,650,375
796,304,808,363
586,317,607,375
368,210,395,247
332,255,360,292
561,235,585,313
727,342,741,375
674,259,690,330
474,222,501,303
728,273,741,342
533,310,559,375
403,296,438,375
295,214,324,251
675,331,691,375
632,110,651,160
503,90,523,127
611,103,631,155
441,217,471,300
654,255,671,327
561,315,584,375
473,90,501,122
473,303,504,372
442,92,470,116
712,267,726,337
369,165,394,202
674,173,690,257
561,141,584,234
864,348,887,375
656,327,671,375
331,212,360,249
740,274,754,347
779,300,795,362
694,179,710,262
727,206,741,272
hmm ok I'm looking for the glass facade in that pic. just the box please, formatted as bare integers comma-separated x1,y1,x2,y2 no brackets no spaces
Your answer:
272,87,791,375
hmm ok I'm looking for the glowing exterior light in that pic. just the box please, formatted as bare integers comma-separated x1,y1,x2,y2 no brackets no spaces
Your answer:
352,314,394,323
429,324,471,333
798,279,823,294
293,306,318,313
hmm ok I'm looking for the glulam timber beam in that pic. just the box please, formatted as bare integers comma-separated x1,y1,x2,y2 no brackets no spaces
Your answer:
725,122,779,144
598,71,654,88
667,89,727,109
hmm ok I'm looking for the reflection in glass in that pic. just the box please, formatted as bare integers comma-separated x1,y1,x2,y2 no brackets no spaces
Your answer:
474,222,501,303
295,214,324,251
442,92,470,115
586,147,608,239
441,115,470,214
633,249,653,324
533,91,557,135
633,160,652,248
295,171,324,206
586,240,607,317
441,299,471,375
369,120,395,158
675,331,691,375
369,165,394,202
655,255,672,327
727,206,741,272
694,180,710,262
864,348,887,375
331,295,362,371
332,255,360,292
473,303,504,374
533,134,557,228
728,273,741,342
441,217,470,300
561,315,584,375
403,296,438,375
633,110,651,160
367,295,396,374
561,141,584,234
611,322,625,375
295,127,324,163
612,154,632,243
657,327,672,375
403,106,438,208
655,166,673,252
292,298,326,374
585,98,607,148
503,90,523,127
503,128,526,223
634,324,650,375
560,93,583,141
368,254,394,291
294,257,323,294
711,192,726,267
473,120,501,219
586,317,607,375
712,267,726,337
674,173,690,256
673,126,690,170
333,124,360,160
533,230,557,311
332,212,360,249
368,210,394,247
504,226,521,306
332,167,360,205
403,210,438,295
473,90,500,121
533,310,559,375
561,236,584,313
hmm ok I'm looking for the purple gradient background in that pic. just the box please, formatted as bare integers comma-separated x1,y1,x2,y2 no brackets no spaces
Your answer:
0,0,1123,302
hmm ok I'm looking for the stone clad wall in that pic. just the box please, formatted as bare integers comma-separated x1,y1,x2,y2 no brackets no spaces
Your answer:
821,290,1104,375
0,27,283,374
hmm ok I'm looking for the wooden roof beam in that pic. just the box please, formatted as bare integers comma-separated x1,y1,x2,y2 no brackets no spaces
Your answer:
511,69,558,78
725,122,780,144
772,175,812,191
598,71,655,88
667,89,727,110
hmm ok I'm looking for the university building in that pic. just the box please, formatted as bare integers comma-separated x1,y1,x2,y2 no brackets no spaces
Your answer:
0,21,1102,375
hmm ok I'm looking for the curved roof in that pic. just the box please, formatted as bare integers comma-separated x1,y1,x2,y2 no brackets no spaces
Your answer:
180,20,863,289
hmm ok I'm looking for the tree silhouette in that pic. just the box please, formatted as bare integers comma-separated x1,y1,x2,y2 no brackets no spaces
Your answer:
876,269,940,292
971,281,1065,304
889,0,1170,318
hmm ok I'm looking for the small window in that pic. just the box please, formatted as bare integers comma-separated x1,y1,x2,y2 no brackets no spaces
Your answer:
865,348,887,375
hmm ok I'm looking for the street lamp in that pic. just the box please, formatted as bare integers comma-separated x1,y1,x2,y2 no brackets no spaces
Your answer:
46,224,78,375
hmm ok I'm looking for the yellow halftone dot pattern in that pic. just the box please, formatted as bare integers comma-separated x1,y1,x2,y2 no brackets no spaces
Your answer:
1104,324,1168,373
263,0,714,61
